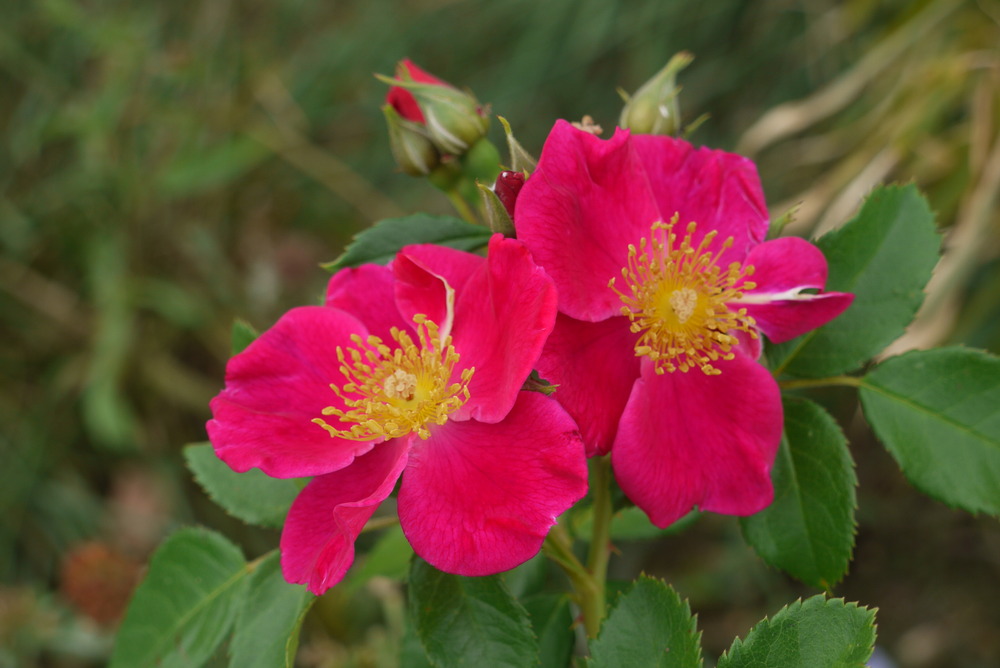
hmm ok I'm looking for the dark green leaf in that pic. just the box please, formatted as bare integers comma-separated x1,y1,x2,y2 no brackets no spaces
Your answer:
230,551,314,668
522,594,574,668
408,557,537,667
717,596,876,668
324,214,492,271
109,528,249,668
741,398,857,588
859,347,1000,515
588,575,703,668
400,620,435,668
231,319,259,356
184,443,301,528
771,184,939,377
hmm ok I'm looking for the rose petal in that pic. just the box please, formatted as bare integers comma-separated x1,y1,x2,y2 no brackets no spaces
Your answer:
743,292,855,344
449,236,558,423
737,237,854,343
397,391,587,576
631,133,769,266
742,237,828,292
280,438,410,594
398,242,485,295
612,355,782,528
516,120,661,321
536,314,640,456
207,306,378,478
392,252,455,340
325,264,402,344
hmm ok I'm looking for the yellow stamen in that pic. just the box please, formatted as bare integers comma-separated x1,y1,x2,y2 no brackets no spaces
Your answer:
609,215,758,375
312,314,474,441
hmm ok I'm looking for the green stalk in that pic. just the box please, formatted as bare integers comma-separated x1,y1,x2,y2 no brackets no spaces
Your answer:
445,187,478,224
542,457,615,639
582,455,613,637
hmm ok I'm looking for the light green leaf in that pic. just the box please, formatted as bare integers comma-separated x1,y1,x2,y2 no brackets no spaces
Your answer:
109,528,249,668
408,557,537,667
230,551,314,668
771,184,939,377
324,214,492,271
859,346,1000,515
588,575,703,668
741,398,857,588
717,596,876,668
184,443,301,528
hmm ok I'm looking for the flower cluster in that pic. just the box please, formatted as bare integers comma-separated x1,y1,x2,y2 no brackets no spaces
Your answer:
207,67,852,593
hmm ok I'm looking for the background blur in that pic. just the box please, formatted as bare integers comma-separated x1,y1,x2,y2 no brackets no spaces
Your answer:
2,0,998,666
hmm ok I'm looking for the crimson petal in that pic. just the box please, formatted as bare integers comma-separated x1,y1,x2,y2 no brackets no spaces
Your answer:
397,392,587,576
325,264,403,344
536,314,640,456
207,306,378,478
612,355,782,528
739,237,854,343
280,439,410,594
449,236,558,423
516,120,661,322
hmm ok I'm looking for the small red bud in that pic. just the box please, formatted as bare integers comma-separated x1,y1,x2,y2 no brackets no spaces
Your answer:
494,170,525,219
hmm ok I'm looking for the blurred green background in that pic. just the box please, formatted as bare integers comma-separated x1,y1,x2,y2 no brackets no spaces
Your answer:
2,0,998,666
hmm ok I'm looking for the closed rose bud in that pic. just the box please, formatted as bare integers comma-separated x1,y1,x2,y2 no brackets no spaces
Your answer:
378,60,490,156
619,52,693,136
383,104,440,176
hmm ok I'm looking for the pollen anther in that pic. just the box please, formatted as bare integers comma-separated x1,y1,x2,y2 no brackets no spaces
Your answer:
313,314,474,441
609,215,758,375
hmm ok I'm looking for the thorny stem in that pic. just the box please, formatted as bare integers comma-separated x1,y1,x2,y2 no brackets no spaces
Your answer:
778,375,863,391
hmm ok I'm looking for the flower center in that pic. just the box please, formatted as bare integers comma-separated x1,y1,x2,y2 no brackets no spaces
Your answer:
609,215,758,375
312,314,474,441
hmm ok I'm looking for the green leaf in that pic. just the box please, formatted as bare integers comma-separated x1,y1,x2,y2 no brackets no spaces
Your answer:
231,319,259,356
588,575,703,668
771,184,939,377
859,347,1000,515
324,214,492,271
741,398,857,588
230,551,314,668
184,443,301,528
400,620,435,668
522,594,574,668
717,596,876,668
109,528,249,668
408,557,537,667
